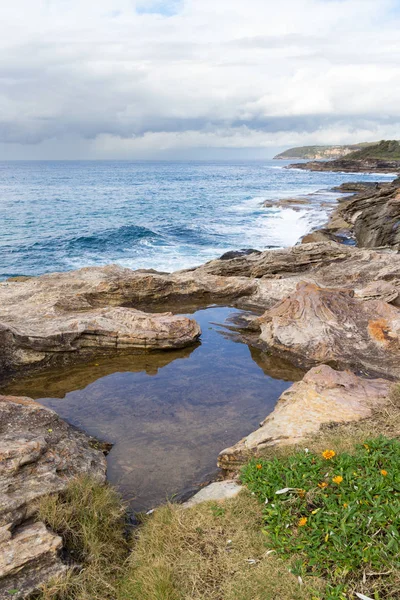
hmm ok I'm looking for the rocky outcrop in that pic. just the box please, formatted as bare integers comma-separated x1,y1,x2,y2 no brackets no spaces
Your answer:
218,365,391,469
3,243,400,378
257,282,400,378
289,158,400,174
0,523,66,600
0,395,107,598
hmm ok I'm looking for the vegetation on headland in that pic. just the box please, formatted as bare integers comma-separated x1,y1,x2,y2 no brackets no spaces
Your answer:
36,386,400,600
344,140,400,161
273,143,372,160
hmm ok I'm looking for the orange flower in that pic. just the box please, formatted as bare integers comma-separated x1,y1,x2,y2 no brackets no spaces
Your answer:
256,464,262,470
318,482,328,489
381,469,388,477
332,475,343,485
298,517,308,527
343,502,348,508
298,489,306,498
322,450,336,460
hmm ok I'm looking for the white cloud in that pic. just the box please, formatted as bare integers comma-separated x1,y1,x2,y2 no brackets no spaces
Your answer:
0,0,399,158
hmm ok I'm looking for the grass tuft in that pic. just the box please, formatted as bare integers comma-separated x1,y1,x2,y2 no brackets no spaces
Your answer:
118,492,322,600
36,476,128,600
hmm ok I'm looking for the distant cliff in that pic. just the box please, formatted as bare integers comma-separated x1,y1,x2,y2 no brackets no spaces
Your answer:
287,140,400,174
274,143,372,160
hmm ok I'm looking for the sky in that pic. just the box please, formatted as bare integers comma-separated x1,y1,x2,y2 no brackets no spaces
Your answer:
0,0,400,159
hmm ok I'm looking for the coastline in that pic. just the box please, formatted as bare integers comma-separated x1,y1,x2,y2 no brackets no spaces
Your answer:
2,160,400,597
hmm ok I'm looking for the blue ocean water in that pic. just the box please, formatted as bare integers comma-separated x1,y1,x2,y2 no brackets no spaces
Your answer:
0,160,394,279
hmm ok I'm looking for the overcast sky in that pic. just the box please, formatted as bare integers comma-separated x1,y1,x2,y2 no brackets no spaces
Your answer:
1,0,399,159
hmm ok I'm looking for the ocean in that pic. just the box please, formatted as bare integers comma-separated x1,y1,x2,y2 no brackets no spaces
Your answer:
0,159,394,279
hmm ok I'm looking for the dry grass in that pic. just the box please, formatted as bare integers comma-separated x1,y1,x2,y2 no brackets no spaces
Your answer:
36,476,129,600
118,491,323,600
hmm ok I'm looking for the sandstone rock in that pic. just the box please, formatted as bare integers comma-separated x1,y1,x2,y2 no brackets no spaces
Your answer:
0,395,107,529
182,481,242,508
0,522,66,600
258,282,400,378
2,243,400,377
300,229,343,244
218,365,391,469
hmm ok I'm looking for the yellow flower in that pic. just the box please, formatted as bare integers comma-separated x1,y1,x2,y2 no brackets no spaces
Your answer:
343,502,348,508
318,482,328,489
298,489,306,498
256,464,262,470
332,475,343,485
364,444,369,450
324,533,329,542
298,517,307,527
322,450,336,460
381,469,388,477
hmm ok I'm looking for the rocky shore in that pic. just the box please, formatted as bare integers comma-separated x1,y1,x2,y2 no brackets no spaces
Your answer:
288,157,400,173
2,163,400,596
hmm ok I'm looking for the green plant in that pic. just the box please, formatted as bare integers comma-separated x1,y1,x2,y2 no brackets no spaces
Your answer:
241,436,400,598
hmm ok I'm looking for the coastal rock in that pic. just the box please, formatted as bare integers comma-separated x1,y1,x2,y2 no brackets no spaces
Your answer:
182,481,242,508
0,522,66,600
0,395,107,597
258,282,400,378
288,158,400,174
218,365,391,469
0,395,107,529
300,229,343,244
3,243,400,376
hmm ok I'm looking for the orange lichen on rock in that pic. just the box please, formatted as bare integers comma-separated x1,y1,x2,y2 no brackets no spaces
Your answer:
368,319,390,343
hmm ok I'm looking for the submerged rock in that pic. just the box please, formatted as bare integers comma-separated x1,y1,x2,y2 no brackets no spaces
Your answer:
218,365,391,469
0,395,107,597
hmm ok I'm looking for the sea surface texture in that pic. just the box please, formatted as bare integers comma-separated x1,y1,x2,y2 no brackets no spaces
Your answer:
0,160,393,279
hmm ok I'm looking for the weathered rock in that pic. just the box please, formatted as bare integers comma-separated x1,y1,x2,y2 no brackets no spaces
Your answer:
289,158,400,174
300,229,343,244
0,395,107,597
0,522,66,600
182,481,242,508
218,249,261,260
0,395,107,529
3,243,400,376
218,365,391,469
258,282,400,378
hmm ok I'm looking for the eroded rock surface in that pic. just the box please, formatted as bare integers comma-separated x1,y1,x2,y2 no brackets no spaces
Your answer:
0,395,107,597
0,523,66,600
258,282,400,378
218,365,391,469
2,243,400,377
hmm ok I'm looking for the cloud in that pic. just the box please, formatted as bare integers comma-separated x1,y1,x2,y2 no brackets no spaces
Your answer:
0,0,399,158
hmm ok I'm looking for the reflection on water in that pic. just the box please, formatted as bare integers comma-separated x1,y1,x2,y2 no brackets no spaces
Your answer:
2,307,302,511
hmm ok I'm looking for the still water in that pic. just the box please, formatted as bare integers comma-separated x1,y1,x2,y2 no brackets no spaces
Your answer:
2,307,303,511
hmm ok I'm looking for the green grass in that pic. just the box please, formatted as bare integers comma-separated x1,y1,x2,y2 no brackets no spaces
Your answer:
345,140,400,160
241,436,400,599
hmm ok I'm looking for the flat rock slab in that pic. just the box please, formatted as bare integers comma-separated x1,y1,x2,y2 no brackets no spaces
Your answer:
218,365,391,470
182,481,242,508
